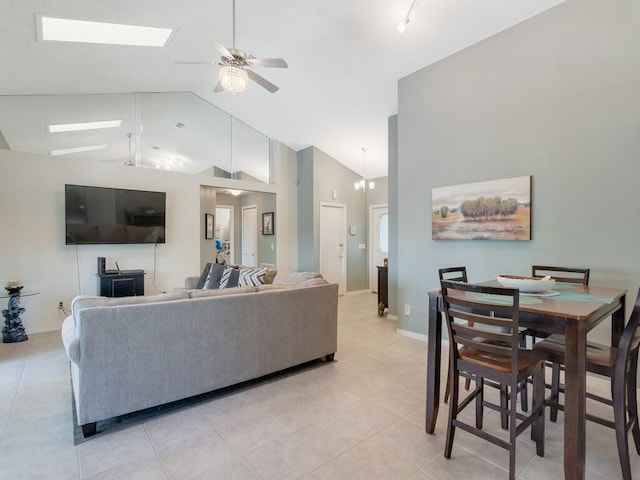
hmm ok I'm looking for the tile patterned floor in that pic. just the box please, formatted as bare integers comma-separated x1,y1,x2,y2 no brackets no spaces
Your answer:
0,292,638,479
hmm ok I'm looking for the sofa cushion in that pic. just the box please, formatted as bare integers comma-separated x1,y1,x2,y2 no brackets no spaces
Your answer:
61,316,80,364
263,269,278,285
256,284,293,292
196,263,212,289
106,291,189,306
272,271,323,285
219,266,240,289
189,286,256,298
238,267,268,287
204,263,225,289
71,292,190,324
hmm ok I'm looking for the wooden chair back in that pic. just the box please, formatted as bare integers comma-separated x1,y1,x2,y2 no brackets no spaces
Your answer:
439,267,468,283
440,280,520,378
531,265,590,285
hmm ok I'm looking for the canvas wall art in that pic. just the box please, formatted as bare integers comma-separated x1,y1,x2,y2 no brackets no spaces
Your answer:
432,175,531,240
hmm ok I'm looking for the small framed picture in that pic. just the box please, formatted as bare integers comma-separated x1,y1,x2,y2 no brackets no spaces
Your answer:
205,213,214,239
262,212,274,235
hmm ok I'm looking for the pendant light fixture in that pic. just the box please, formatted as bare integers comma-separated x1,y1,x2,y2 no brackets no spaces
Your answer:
354,147,375,192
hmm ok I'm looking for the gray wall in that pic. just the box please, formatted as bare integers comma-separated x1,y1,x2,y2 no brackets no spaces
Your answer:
388,115,398,317
297,147,315,271
397,0,640,339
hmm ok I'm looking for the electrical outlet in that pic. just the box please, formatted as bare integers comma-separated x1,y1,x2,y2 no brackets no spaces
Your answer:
404,304,411,316
58,301,64,310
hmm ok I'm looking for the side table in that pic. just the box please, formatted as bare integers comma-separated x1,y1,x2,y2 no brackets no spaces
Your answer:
2,288,39,343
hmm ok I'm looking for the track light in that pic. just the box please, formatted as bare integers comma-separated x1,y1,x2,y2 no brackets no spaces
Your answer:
397,0,418,34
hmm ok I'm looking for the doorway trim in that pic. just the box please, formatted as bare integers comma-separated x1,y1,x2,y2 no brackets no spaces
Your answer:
319,202,347,296
369,203,389,292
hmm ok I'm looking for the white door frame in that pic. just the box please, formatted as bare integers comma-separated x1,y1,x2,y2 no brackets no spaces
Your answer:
216,204,234,265
369,203,389,292
319,202,347,296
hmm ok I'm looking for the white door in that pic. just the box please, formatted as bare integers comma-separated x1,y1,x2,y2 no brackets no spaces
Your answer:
241,206,257,267
320,203,346,295
369,205,389,292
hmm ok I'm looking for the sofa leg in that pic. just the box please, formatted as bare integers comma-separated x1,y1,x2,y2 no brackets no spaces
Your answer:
81,422,97,438
325,353,335,362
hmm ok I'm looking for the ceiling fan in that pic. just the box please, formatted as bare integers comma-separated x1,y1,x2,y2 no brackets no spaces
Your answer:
174,0,288,93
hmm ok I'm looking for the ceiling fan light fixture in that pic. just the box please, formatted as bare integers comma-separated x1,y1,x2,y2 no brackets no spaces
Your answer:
219,65,248,93
397,18,410,33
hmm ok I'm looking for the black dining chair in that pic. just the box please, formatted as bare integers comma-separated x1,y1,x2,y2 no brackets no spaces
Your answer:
519,265,590,411
440,280,546,480
533,287,640,480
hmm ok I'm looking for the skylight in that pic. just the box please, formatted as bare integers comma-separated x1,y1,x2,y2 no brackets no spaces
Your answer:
39,16,173,47
47,120,122,133
49,144,109,156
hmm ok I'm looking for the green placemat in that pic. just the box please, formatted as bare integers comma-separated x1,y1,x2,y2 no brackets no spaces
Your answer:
553,282,577,290
469,293,543,305
553,292,614,304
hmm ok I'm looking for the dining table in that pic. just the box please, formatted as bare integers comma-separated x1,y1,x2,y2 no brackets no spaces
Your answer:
425,280,627,480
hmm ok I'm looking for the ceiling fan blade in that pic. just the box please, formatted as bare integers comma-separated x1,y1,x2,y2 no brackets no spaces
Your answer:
247,70,279,93
172,60,217,66
215,42,234,59
249,58,288,68
213,81,224,93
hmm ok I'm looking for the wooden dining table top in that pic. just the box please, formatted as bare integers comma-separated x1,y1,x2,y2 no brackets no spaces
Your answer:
429,282,627,320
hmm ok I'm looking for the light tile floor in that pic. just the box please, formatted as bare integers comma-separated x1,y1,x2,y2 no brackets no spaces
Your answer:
0,292,638,479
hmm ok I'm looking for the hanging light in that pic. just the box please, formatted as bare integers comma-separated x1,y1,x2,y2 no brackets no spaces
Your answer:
354,147,375,192
397,0,418,34
219,65,248,93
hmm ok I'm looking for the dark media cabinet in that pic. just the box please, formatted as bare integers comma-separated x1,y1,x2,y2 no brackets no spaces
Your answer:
97,270,145,297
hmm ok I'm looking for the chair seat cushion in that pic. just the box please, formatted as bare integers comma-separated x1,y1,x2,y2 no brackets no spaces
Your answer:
459,346,546,374
533,334,617,368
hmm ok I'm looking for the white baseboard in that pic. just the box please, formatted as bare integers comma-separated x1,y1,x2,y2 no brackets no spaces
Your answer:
396,328,427,342
346,289,371,295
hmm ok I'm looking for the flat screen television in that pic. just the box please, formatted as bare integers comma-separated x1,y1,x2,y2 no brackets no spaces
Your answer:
65,184,166,245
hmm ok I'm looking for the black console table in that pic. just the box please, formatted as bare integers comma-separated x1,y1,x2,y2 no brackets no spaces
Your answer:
97,270,145,297
377,266,388,316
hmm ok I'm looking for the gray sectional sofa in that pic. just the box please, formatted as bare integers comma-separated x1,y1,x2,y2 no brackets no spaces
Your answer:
61,273,338,437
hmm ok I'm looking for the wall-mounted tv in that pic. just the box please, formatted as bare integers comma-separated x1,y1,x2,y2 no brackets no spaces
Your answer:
65,184,166,245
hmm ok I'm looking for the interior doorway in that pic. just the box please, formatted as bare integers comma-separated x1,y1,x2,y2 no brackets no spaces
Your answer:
319,202,346,295
215,205,234,265
241,205,258,267
369,204,388,292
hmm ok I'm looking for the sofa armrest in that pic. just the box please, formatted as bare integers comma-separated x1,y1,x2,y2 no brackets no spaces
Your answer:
185,276,200,289
61,316,81,364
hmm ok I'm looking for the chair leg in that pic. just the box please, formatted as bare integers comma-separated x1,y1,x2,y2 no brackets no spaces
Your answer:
519,335,529,412
531,369,545,456
549,362,561,422
500,385,509,429
476,377,484,429
445,367,459,459
613,377,632,480
509,382,518,480
627,352,640,454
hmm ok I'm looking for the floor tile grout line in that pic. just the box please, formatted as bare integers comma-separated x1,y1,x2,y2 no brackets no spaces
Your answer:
0,357,27,455
143,422,171,480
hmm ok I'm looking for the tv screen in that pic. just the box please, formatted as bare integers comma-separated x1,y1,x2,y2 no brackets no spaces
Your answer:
65,184,166,245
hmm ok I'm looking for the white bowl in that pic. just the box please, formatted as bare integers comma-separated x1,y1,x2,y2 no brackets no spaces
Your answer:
496,275,556,293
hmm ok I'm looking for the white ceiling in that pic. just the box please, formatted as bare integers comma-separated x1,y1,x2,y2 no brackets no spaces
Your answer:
0,0,566,179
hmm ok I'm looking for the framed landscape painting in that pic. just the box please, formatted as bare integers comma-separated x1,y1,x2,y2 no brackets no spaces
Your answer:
432,175,531,240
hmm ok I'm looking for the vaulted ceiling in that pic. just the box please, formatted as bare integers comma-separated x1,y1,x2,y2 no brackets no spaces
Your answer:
0,0,566,178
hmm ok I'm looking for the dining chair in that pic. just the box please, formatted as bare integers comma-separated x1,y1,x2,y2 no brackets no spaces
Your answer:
533,287,640,480
440,280,546,479
519,265,590,411
438,267,470,404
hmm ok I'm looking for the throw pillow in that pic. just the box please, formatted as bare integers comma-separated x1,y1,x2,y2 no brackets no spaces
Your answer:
196,263,212,289
238,267,268,287
204,263,226,289
219,266,240,289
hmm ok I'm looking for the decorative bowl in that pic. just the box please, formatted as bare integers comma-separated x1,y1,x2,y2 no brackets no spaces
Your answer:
496,275,556,293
